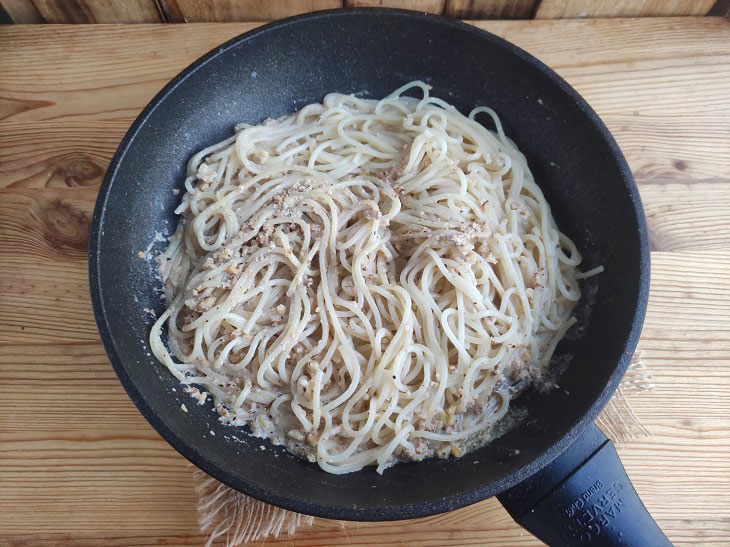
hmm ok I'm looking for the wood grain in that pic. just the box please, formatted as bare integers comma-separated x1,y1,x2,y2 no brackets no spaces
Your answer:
344,0,445,13
1,0,728,23
0,17,729,546
160,0,342,23
535,0,717,19
444,0,539,19
27,0,163,23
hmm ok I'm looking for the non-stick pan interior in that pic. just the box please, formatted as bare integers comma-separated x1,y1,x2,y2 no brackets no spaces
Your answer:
90,10,648,520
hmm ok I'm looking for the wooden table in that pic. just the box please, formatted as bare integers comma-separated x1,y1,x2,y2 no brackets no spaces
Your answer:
1,17,729,546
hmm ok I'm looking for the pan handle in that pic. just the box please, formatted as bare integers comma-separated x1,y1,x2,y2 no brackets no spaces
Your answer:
497,423,671,546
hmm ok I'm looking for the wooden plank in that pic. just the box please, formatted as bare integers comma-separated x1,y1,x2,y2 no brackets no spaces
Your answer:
160,0,342,23
536,0,716,19
444,0,539,19
0,0,43,22
641,179,730,252
27,0,163,23
344,0,445,14
474,17,730,181
0,18,729,546
1,0,723,24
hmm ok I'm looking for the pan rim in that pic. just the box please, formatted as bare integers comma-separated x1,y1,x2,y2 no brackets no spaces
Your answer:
88,7,650,521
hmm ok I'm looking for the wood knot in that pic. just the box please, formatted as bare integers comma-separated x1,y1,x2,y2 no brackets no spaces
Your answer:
52,155,104,187
42,198,91,255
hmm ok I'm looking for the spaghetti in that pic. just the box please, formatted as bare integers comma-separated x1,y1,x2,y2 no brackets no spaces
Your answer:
150,81,591,474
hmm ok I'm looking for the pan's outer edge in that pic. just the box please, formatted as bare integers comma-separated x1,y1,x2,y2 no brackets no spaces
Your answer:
88,7,650,521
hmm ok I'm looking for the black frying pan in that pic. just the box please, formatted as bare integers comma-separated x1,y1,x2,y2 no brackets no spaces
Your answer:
89,9,669,545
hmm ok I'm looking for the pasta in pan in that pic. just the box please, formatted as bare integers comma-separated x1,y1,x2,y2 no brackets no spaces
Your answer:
150,81,594,474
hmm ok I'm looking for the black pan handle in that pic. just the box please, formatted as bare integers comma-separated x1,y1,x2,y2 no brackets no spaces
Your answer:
497,424,671,546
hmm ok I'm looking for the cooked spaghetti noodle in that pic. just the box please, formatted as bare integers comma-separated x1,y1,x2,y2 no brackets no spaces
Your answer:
150,81,590,474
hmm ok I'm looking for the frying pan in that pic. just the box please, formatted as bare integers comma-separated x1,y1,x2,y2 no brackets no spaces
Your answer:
89,9,670,545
